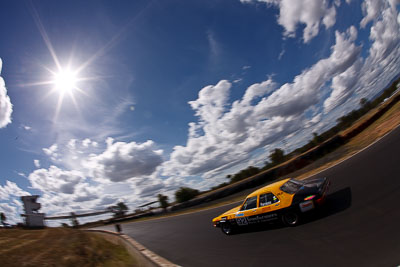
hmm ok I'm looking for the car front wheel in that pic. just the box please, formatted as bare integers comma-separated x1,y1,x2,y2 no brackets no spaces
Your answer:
282,211,300,226
220,222,234,235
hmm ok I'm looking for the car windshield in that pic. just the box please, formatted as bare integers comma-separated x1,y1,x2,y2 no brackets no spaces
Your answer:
280,179,304,194
240,196,257,211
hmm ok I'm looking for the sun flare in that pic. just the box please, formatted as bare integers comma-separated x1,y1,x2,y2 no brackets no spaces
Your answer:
52,69,78,94
41,65,89,121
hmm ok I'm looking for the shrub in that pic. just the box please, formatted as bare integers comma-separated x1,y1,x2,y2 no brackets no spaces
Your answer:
229,166,260,183
175,187,199,203
157,194,169,211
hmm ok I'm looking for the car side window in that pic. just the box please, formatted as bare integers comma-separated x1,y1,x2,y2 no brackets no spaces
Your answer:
240,196,257,211
259,193,279,207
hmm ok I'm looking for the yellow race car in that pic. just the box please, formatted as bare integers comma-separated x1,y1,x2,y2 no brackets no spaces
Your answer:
212,177,330,235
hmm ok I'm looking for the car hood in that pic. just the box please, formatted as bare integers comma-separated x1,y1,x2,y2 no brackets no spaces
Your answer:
221,206,241,216
213,205,241,222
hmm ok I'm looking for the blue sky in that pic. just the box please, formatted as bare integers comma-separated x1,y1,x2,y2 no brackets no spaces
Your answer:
0,0,399,225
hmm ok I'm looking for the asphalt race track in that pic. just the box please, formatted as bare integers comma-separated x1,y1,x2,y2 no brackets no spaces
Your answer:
95,125,400,267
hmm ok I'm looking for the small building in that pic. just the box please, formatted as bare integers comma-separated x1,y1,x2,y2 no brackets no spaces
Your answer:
21,195,45,228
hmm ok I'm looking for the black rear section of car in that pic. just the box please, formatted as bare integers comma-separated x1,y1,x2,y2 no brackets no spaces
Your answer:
291,177,328,204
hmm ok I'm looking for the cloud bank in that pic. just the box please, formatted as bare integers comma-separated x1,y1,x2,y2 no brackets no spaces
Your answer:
162,25,364,179
11,137,167,221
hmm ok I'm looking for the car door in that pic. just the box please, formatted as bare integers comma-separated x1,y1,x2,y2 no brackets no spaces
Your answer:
234,196,258,226
259,192,280,212
255,192,281,222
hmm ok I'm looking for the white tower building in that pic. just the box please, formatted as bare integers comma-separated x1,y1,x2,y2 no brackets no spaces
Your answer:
21,195,45,228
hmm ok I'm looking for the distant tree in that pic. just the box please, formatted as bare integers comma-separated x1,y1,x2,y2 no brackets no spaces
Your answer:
360,97,373,112
70,212,79,228
360,97,368,107
336,115,348,126
312,132,323,145
72,218,79,228
108,202,129,218
134,209,143,214
175,187,199,203
0,212,6,225
61,223,69,228
229,166,260,183
269,148,286,165
117,202,128,213
157,194,169,211
336,109,364,129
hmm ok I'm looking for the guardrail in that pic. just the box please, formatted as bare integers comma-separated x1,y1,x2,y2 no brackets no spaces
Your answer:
45,210,111,220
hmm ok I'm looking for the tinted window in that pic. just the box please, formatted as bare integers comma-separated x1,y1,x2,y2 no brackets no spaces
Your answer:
240,196,257,210
280,179,303,194
259,193,279,207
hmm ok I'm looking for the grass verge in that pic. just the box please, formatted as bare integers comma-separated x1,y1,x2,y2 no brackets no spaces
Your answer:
0,228,137,267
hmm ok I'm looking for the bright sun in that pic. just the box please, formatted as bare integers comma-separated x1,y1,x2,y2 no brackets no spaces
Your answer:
53,69,78,94
44,65,87,120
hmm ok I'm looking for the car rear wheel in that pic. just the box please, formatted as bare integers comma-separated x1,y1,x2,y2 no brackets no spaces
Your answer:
282,211,300,226
221,222,234,235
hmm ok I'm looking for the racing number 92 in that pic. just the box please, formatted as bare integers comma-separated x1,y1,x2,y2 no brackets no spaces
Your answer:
236,217,248,226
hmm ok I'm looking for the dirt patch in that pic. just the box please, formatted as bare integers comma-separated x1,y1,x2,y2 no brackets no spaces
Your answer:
0,228,137,267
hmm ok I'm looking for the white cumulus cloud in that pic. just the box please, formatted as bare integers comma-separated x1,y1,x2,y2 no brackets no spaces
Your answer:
28,166,86,194
241,0,338,43
0,202,16,214
43,144,59,161
34,159,41,168
0,181,30,200
163,26,362,179
84,139,164,182
21,124,32,131
360,0,386,28
356,0,400,100
0,58,13,128
188,80,231,124
0,181,29,224
258,27,361,116
82,138,98,148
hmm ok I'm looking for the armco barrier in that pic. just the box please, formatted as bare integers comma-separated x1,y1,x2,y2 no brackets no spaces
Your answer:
85,229,178,267
342,92,400,140
170,91,400,212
